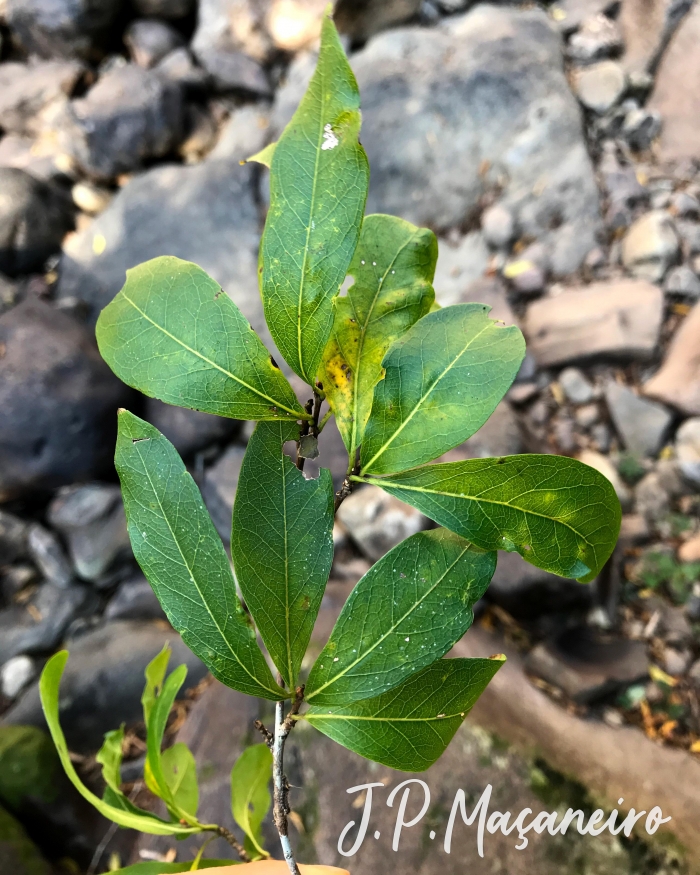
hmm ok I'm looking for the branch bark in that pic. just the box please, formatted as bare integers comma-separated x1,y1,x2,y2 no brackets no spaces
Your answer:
272,684,304,875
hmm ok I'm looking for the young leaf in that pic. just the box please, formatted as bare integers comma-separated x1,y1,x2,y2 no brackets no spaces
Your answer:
115,410,286,702
318,214,437,458
96,256,306,422
231,422,334,688
359,455,622,582
142,645,172,725
230,744,273,860
107,863,237,874
305,529,495,706
360,304,525,475
39,652,202,836
145,743,199,819
96,726,125,796
304,656,505,772
259,9,369,384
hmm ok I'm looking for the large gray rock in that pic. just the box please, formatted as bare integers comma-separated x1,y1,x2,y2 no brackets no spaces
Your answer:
272,5,601,275
124,19,185,69
56,63,185,180
0,60,84,136
144,397,239,457
0,168,73,276
2,621,207,752
0,583,91,665
5,0,122,58
523,279,663,367
334,0,421,40
604,382,673,457
56,106,268,341
621,210,680,282
0,300,130,501
201,444,246,541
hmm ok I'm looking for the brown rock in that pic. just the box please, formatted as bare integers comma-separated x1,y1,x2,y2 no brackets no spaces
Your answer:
648,4,700,161
644,300,700,414
678,531,700,562
523,280,663,367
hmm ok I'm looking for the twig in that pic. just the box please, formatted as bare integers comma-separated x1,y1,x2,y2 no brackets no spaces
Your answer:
254,719,274,749
295,399,314,471
273,681,304,875
335,448,361,512
215,825,251,862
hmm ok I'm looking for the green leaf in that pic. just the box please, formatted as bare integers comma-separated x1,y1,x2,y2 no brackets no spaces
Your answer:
231,422,334,687
305,529,495,706
115,410,286,702
108,862,236,874
245,141,276,167
360,304,526,475
318,214,437,458
157,744,199,819
96,726,125,796
360,455,622,583
230,744,272,860
38,652,202,836
259,9,369,384
304,656,505,771
96,256,306,422
142,645,172,725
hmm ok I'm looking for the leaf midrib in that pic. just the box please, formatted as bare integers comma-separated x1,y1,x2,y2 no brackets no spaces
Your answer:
121,292,305,420
133,442,283,699
358,476,595,550
361,320,493,473
305,544,471,701
304,712,462,723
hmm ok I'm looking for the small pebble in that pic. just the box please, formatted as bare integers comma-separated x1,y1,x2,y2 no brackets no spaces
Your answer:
0,655,36,699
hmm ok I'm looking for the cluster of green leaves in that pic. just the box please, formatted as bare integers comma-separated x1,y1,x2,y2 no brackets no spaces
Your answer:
632,550,700,604
39,6,621,865
40,645,271,872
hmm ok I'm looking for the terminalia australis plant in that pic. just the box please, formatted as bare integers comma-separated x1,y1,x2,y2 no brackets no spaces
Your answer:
39,8,621,874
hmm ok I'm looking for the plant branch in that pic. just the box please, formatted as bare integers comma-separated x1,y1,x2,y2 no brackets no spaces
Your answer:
273,682,304,875
254,719,274,749
335,448,361,512
295,399,314,471
214,825,250,862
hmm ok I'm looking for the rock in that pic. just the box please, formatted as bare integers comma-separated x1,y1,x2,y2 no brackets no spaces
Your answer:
27,525,73,588
619,513,650,544
71,181,111,215
559,367,594,404
201,445,246,541
47,484,130,583
104,573,166,621
678,531,700,562
635,470,673,522
647,4,700,161
659,605,693,645
334,0,422,41
5,0,122,58
0,300,130,501
664,265,700,298
620,0,693,75
676,219,700,254
132,0,193,19
2,621,207,752
0,168,74,276
0,655,36,699
0,60,84,136
674,417,700,484
620,107,662,151
662,647,691,676
0,583,90,665
431,232,490,306
578,448,632,509
336,485,427,562
124,19,184,68
688,659,700,685
503,260,545,296
56,64,184,180
575,403,599,427
194,48,270,96
0,133,67,183
671,190,700,218
604,382,673,457
273,4,601,276
0,275,20,316
486,550,591,619
567,14,622,64
145,398,239,457
553,0,619,34
621,211,679,282
481,203,515,248
524,280,663,367
644,302,700,416
0,511,28,566
265,0,329,53
0,804,51,875
191,0,271,64
573,61,626,113
525,627,649,702
56,105,268,343
155,48,209,92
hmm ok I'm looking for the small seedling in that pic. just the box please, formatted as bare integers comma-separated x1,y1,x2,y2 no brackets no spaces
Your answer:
40,10,621,874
